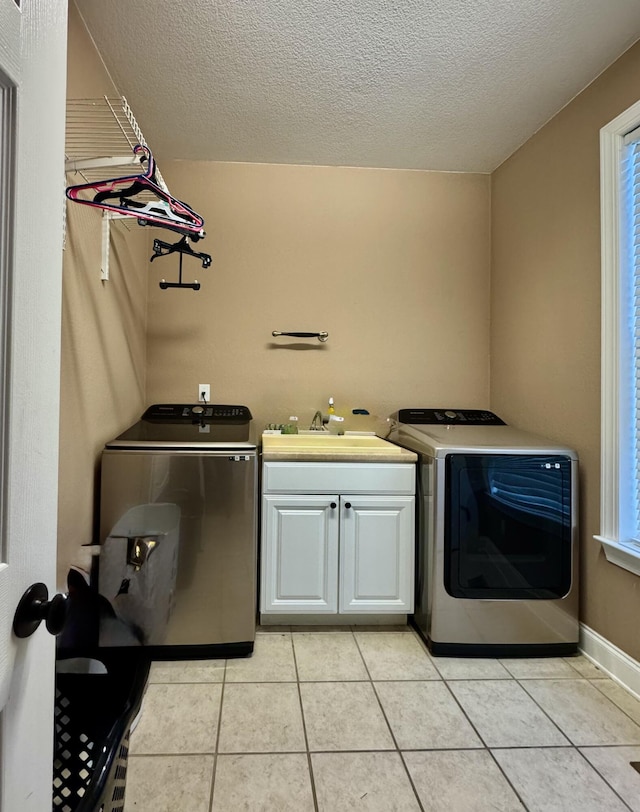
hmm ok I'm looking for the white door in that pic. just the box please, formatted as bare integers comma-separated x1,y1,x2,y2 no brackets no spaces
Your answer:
340,495,415,613
0,1,67,809
261,495,339,614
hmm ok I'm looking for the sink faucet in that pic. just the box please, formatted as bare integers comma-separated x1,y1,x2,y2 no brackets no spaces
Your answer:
310,410,326,431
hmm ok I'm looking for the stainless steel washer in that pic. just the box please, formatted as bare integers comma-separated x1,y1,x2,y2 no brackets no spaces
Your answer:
389,409,579,657
98,404,258,658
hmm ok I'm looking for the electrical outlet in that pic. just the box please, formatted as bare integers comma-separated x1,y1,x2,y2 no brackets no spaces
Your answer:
198,384,210,403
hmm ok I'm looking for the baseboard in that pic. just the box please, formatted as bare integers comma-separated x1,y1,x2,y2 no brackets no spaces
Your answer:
259,613,408,626
579,623,640,700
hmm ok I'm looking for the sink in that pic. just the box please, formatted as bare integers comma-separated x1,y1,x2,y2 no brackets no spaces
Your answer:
262,433,404,453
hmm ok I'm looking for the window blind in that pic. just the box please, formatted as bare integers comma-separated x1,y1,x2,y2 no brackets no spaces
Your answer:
622,128,640,543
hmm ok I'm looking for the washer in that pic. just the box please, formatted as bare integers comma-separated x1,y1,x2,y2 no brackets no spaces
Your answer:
388,409,579,657
97,403,258,659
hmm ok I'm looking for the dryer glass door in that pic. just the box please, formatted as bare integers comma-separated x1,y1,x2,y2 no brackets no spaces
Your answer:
444,454,572,599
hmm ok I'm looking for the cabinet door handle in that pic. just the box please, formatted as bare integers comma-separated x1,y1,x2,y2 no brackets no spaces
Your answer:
330,502,337,509
344,502,352,509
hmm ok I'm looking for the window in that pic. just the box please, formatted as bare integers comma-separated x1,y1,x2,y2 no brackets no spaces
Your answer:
598,99,640,576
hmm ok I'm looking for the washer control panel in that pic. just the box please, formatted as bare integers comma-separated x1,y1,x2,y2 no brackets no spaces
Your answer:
396,408,505,426
142,404,253,423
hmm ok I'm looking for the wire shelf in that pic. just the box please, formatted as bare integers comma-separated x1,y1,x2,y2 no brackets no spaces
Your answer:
63,96,204,284
65,96,167,192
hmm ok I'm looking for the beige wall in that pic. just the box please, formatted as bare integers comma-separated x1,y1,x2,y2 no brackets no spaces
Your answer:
57,3,149,585
61,6,491,587
146,162,491,432
491,42,640,659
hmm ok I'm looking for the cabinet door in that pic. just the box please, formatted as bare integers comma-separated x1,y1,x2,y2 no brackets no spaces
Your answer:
261,495,339,613
340,495,415,613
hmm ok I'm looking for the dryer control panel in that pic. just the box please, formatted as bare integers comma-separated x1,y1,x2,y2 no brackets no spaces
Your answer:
396,408,505,426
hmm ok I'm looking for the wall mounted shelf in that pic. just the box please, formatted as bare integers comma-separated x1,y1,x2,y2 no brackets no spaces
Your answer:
64,96,166,280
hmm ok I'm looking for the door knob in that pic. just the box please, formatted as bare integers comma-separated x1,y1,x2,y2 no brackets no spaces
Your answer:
344,502,352,509
13,582,69,638
330,502,337,509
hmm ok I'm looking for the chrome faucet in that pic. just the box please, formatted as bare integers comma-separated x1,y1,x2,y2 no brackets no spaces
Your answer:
310,410,325,431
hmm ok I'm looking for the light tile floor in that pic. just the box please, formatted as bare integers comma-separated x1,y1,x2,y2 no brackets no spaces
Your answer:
123,627,640,811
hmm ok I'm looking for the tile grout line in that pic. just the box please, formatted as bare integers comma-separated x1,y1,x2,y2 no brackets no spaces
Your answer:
484,747,531,811
438,673,536,811
515,675,639,810
207,658,228,812
440,664,616,809
589,676,640,729
143,744,626,756
512,676,635,810
439,676,489,748
447,675,571,747
572,747,635,811
352,631,426,812
291,631,321,812
516,677,615,746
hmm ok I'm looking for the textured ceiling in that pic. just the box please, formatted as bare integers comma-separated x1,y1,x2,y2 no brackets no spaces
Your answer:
75,0,640,172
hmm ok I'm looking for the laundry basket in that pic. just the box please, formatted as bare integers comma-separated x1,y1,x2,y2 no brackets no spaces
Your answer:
53,653,149,812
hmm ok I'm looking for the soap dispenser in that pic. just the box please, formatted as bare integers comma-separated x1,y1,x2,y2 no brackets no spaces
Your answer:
326,397,345,434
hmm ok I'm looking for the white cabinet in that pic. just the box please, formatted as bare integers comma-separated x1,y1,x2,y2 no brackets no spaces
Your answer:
261,463,415,616
262,495,339,613
340,495,414,613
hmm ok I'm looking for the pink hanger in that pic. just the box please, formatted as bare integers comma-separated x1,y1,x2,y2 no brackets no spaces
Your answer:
66,144,205,240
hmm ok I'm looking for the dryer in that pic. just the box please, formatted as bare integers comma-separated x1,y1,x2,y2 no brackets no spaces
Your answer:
388,409,579,657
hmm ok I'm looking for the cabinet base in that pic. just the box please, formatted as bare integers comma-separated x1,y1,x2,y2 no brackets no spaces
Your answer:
260,613,409,627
